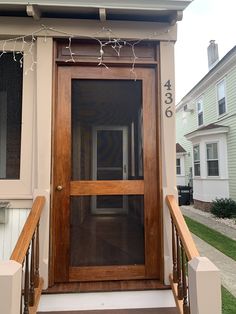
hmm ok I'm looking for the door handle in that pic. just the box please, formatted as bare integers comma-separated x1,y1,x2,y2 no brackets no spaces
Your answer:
56,185,64,191
123,165,127,173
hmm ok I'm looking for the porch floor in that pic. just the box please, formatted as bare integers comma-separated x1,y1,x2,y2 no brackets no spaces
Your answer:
38,309,178,314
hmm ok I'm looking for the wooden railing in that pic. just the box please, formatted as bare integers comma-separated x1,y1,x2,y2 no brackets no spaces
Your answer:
10,196,45,314
166,195,200,314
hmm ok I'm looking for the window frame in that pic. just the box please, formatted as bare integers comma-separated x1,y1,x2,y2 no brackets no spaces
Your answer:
206,142,219,177
196,97,204,127
216,78,227,116
193,144,200,177
0,43,34,199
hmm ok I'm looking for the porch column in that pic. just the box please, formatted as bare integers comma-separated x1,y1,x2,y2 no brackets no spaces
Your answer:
160,41,177,284
188,257,221,314
0,260,22,314
35,37,53,289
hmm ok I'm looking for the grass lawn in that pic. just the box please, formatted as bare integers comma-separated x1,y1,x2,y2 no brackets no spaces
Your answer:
222,286,236,313
184,216,236,261
184,216,236,312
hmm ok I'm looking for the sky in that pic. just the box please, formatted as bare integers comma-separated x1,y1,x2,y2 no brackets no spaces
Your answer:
175,0,236,103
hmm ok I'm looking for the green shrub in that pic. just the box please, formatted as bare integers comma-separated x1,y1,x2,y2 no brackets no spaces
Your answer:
211,198,236,218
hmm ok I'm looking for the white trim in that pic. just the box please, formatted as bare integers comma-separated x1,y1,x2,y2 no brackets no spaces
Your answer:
185,126,229,141
0,0,192,11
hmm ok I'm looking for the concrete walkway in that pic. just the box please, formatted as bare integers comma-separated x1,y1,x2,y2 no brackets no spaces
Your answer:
181,206,236,298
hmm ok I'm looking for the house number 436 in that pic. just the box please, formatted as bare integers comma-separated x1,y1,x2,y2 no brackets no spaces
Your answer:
164,80,173,118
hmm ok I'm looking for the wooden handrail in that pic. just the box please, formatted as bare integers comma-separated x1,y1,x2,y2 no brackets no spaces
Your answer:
10,196,45,264
166,195,199,261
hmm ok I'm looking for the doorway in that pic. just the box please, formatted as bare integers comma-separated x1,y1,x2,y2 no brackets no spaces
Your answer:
92,126,128,214
52,66,161,286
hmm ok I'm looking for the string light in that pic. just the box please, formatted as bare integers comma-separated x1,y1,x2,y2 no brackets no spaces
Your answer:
0,25,171,77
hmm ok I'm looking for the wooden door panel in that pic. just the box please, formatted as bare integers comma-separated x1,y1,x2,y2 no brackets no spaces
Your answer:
53,68,72,282
70,180,144,195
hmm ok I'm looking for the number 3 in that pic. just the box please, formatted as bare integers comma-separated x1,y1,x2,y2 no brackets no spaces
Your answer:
165,92,173,105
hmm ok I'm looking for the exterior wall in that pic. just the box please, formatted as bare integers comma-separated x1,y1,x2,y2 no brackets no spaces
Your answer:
0,208,30,260
160,41,177,284
176,60,236,202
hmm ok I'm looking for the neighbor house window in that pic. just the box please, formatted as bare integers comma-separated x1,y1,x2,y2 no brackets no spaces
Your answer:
193,145,200,176
206,143,219,176
0,52,23,179
176,158,181,175
217,79,226,115
197,97,203,126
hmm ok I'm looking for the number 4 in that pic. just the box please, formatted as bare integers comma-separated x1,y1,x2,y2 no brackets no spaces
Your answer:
164,80,171,91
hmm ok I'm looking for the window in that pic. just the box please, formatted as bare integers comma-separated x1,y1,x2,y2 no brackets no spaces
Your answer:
206,143,219,176
197,98,203,126
176,158,181,175
0,53,23,179
217,80,226,115
0,42,36,199
193,145,200,176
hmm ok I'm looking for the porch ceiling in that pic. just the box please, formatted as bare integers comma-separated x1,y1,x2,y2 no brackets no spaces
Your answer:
0,1,192,23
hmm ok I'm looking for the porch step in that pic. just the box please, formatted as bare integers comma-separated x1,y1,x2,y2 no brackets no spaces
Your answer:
38,308,178,313
38,290,176,313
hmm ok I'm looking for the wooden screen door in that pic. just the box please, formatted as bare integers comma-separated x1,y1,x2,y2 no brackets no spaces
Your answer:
53,66,161,284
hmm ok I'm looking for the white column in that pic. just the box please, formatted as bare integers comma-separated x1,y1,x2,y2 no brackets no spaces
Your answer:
188,257,221,314
160,41,177,284
0,260,22,314
35,37,53,289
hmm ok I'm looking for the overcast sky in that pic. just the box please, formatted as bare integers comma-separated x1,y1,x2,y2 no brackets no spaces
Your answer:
175,0,236,103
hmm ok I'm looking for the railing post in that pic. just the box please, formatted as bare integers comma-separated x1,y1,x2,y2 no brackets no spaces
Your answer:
0,260,22,314
188,257,221,314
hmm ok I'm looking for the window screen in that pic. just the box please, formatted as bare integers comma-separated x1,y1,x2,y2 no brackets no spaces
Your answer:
0,52,23,179
217,80,226,115
193,145,200,176
206,143,219,176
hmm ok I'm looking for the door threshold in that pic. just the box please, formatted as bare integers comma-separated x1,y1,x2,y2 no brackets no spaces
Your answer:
45,280,170,294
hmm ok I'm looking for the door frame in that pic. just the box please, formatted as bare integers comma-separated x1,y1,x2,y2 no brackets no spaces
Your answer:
51,64,162,288
91,125,128,214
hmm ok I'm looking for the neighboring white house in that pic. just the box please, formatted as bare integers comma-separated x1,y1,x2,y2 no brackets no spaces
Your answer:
176,143,187,186
176,41,236,210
